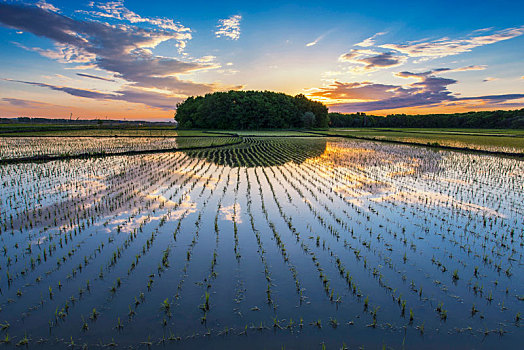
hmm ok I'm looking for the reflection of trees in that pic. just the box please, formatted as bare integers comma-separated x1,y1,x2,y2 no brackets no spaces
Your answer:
183,137,327,167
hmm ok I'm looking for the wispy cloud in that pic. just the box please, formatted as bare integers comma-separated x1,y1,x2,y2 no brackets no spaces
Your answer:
482,77,498,82
335,27,522,76
306,29,335,47
355,31,387,47
5,78,180,110
381,26,524,59
36,0,60,13
308,68,524,112
445,65,486,72
2,97,54,108
76,73,116,82
215,15,242,40
13,42,95,64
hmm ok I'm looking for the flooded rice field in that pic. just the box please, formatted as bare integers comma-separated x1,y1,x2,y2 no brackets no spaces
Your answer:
0,137,522,349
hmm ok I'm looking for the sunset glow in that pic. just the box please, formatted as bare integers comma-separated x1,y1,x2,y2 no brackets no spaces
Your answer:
1,0,523,120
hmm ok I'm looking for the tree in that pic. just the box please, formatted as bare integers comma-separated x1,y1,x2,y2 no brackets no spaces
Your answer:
301,111,316,128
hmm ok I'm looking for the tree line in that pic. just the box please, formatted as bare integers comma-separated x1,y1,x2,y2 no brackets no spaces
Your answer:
329,109,524,129
175,90,329,129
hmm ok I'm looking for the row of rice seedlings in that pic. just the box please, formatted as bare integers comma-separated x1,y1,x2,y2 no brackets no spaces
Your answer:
245,168,275,310
252,168,304,306
195,167,233,327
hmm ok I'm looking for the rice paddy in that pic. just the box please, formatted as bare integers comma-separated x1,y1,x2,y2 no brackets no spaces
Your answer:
0,135,522,349
320,128,524,154
0,136,240,161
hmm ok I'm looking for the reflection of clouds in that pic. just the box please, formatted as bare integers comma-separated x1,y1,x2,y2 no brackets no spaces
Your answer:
310,140,442,175
307,143,397,197
118,214,152,233
311,140,508,217
168,173,219,190
220,203,242,223
371,190,506,218
30,235,48,246
307,144,374,176
439,177,470,186
115,193,197,233
387,161,417,178
53,179,106,196
145,192,197,211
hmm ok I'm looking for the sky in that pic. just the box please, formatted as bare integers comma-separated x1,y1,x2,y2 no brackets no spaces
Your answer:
0,0,523,121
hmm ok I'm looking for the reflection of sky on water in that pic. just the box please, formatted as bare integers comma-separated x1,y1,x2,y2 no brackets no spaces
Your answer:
220,203,242,223
306,139,517,218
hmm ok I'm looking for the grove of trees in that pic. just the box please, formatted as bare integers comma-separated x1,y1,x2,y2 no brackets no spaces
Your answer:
328,109,524,129
175,90,329,129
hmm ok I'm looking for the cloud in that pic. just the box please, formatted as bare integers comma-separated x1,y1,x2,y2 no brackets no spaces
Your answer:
482,77,498,82
13,42,95,63
78,1,192,51
76,73,116,82
78,1,191,37
2,97,54,108
444,65,487,72
308,68,524,112
308,81,402,102
36,0,60,13
215,15,242,40
336,27,523,74
195,55,217,63
306,29,335,47
0,2,227,108
338,49,406,73
5,79,180,110
6,79,116,99
381,26,524,59
359,52,405,69
355,31,387,47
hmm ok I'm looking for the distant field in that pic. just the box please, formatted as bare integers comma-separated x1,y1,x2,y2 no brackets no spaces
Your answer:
0,128,228,137
322,128,524,153
0,136,241,161
2,125,523,153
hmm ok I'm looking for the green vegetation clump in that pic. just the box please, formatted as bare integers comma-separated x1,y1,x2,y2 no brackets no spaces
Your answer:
175,90,329,129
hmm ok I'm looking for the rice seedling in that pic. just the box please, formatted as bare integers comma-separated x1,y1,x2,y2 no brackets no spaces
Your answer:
16,333,29,346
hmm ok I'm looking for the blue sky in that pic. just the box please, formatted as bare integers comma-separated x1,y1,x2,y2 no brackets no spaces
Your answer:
0,0,523,120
